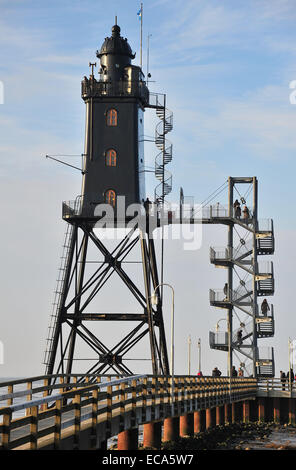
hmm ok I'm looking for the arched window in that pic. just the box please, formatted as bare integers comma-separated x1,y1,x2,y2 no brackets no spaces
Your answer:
105,189,116,207
106,149,117,167
106,109,118,126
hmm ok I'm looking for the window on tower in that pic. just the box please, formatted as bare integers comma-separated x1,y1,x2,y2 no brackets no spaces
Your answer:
106,109,118,126
106,149,117,166
105,189,116,207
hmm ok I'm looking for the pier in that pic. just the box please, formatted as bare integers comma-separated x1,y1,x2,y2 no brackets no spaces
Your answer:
0,375,295,450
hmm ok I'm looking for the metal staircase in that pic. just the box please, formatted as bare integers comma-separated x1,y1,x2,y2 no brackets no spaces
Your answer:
154,100,173,204
43,222,74,369
208,177,275,378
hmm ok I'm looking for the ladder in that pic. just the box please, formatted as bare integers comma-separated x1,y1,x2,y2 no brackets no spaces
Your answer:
43,222,74,368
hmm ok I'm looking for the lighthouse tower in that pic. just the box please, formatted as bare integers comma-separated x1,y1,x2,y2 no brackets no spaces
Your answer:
43,24,170,378
81,23,148,210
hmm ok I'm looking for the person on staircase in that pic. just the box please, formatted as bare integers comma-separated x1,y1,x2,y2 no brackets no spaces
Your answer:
242,205,250,224
234,200,241,219
237,329,243,347
223,282,229,301
261,299,270,316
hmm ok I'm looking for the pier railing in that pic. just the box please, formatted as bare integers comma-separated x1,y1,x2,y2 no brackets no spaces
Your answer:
258,377,296,395
0,375,257,450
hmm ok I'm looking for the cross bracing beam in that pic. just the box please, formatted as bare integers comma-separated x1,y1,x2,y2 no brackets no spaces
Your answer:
44,222,170,379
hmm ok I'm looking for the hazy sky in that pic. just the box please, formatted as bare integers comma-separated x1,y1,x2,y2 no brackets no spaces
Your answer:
0,0,296,378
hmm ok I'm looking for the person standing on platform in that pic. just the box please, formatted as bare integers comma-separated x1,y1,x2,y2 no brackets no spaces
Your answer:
231,365,238,377
261,299,270,316
280,370,286,390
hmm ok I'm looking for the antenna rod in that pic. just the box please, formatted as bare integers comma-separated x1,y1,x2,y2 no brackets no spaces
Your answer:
147,33,152,83
45,155,85,173
140,3,143,69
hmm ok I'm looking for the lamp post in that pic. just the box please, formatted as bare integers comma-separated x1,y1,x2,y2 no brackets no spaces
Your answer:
289,337,292,392
151,283,175,407
188,335,191,375
197,338,201,374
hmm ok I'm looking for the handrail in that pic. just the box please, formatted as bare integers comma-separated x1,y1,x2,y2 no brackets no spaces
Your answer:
0,375,146,408
0,375,147,414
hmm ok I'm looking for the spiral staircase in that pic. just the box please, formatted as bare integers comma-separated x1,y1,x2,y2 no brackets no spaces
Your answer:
154,103,173,204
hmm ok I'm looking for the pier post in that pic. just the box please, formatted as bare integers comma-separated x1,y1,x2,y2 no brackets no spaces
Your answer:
163,417,179,443
224,403,232,424
231,402,237,423
206,407,216,429
180,413,194,437
216,406,224,425
194,410,206,433
273,397,280,424
143,422,162,449
117,428,138,450
232,401,242,423
289,398,296,425
258,398,265,423
243,400,250,423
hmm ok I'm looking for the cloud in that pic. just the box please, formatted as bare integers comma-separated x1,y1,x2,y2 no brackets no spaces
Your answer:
152,0,296,63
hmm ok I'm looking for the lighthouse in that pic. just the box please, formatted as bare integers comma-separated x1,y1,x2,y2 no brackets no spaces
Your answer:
44,23,170,377
80,23,149,211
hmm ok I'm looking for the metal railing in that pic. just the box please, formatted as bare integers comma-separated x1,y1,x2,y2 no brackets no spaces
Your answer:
258,377,296,394
210,247,231,262
81,78,149,103
209,331,228,349
256,305,274,336
255,346,274,362
0,374,124,415
209,288,230,304
258,219,274,233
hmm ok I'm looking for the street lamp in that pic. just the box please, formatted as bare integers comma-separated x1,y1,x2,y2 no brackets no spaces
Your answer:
216,318,227,332
188,335,191,375
288,337,294,392
151,283,175,406
197,338,201,375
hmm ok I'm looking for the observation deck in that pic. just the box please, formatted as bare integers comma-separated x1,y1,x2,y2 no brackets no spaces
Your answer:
81,76,149,106
62,199,274,231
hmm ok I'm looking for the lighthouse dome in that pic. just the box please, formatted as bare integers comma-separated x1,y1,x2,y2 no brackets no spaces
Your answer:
97,24,135,60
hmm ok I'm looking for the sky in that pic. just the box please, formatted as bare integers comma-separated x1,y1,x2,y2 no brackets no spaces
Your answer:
0,0,296,378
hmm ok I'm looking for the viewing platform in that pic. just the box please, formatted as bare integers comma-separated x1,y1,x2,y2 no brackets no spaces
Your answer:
62,199,274,233
210,248,275,269
209,305,274,351
81,76,149,105
210,312,274,352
